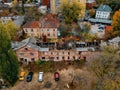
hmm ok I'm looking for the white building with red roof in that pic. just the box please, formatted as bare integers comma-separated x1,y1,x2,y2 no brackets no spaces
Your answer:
23,14,59,39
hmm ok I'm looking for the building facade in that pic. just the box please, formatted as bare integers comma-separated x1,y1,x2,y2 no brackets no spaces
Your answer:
0,15,24,27
23,21,40,37
95,5,112,19
23,14,59,39
12,37,94,63
16,45,40,63
41,50,82,61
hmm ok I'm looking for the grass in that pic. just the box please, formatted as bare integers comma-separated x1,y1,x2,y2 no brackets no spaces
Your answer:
21,60,86,73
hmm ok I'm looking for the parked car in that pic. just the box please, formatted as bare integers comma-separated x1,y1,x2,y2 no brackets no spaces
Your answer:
1,84,8,89
54,72,60,81
19,71,26,81
38,72,44,82
26,72,33,82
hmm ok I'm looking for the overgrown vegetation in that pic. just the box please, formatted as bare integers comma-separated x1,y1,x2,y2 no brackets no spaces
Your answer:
88,46,120,90
22,60,86,73
112,9,120,36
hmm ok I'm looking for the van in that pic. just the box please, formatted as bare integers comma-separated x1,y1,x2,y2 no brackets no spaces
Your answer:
38,72,43,82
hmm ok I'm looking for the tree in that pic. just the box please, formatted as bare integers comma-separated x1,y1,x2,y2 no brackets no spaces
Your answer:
112,10,120,36
24,7,43,21
104,28,115,40
4,21,19,41
58,23,73,37
112,0,120,13
89,9,96,18
22,0,26,14
0,22,19,86
78,23,97,41
88,46,120,90
60,0,85,24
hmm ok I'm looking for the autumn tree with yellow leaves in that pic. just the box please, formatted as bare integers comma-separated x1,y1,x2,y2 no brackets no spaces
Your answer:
4,21,20,41
60,0,85,24
112,9,120,36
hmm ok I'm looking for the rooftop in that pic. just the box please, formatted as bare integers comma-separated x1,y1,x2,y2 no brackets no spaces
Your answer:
105,26,112,31
88,18,112,24
23,21,39,28
39,14,59,28
12,37,49,52
97,5,112,12
109,37,120,43
23,14,59,28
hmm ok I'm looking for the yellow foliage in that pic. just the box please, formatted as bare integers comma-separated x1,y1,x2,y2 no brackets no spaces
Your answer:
60,0,85,23
4,20,19,40
112,9,120,36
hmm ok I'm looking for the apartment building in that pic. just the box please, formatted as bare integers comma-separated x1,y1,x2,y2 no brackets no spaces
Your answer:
23,14,59,39
95,5,112,19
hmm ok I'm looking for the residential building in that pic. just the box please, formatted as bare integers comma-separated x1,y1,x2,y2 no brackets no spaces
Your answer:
23,21,40,37
0,15,24,27
41,50,81,61
23,14,59,39
100,37,120,49
12,37,49,63
12,37,40,63
95,5,112,19
12,37,99,63
108,37,120,48
39,14,59,39
88,18,112,25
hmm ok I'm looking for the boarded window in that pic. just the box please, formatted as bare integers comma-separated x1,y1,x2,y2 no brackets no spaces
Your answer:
42,57,45,59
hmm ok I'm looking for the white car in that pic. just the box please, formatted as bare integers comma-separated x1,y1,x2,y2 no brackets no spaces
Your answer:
38,72,44,82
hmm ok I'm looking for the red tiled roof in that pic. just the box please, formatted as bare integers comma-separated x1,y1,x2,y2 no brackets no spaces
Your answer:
23,21,39,28
39,14,59,28
23,14,59,28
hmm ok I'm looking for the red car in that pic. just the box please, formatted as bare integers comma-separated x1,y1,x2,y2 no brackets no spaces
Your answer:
54,72,60,81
